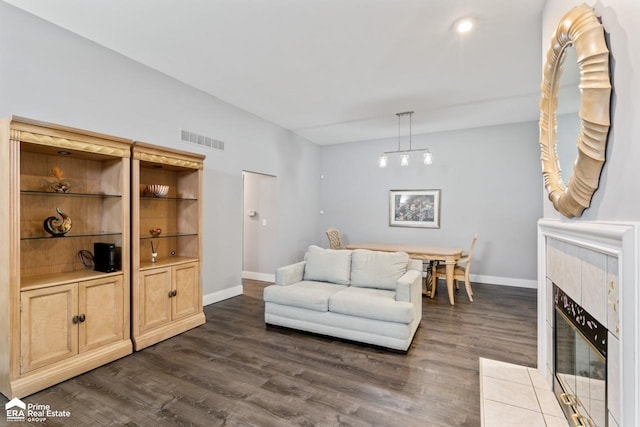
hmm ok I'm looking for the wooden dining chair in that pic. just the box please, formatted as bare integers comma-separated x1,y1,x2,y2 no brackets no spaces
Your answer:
325,228,345,249
434,233,478,302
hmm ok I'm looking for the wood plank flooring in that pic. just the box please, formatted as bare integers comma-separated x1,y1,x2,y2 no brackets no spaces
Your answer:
1,280,537,426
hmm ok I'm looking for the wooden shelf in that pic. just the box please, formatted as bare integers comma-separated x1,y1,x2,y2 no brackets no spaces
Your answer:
139,256,199,271
21,270,124,291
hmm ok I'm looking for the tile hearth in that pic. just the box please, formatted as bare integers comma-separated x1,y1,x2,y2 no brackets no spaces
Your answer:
480,358,568,427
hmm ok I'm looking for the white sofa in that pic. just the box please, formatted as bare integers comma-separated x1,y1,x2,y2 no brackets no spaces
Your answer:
263,245,423,351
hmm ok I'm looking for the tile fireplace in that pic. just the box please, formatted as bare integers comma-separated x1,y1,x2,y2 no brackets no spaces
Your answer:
537,220,640,427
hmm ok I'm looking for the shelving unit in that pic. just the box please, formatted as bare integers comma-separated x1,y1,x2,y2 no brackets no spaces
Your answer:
131,142,205,351
0,116,133,398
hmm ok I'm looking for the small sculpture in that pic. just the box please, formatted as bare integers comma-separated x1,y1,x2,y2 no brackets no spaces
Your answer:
43,207,72,236
149,227,162,237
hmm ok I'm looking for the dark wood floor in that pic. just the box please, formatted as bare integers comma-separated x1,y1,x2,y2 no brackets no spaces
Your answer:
1,280,537,426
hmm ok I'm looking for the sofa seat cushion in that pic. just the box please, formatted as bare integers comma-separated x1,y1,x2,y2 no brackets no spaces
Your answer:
350,249,409,290
303,245,352,285
263,281,348,312
329,287,414,323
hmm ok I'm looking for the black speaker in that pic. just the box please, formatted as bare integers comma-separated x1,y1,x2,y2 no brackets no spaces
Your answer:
94,242,116,272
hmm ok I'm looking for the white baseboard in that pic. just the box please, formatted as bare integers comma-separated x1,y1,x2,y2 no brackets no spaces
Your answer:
203,274,534,307
469,274,537,289
242,271,275,283
203,285,243,306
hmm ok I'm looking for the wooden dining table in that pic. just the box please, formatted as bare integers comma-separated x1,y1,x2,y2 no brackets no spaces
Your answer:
346,242,464,305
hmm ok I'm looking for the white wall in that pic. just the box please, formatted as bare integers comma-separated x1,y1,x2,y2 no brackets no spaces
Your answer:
319,121,542,284
542,0,640,221
0,2,321,301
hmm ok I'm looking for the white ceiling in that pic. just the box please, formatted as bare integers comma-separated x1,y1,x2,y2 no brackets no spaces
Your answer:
4,0,545,145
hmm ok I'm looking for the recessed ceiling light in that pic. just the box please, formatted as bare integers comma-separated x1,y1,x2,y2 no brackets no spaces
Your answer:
455,17,475,34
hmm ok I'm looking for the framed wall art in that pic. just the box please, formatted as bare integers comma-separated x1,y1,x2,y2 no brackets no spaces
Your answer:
389,189,440,228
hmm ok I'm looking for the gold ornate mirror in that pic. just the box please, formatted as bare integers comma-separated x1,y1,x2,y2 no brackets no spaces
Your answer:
539,4,611,218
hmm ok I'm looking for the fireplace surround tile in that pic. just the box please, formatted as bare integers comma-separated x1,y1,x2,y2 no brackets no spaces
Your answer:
608,332,620,423
546,237,563,284
546,278,554,334
581,247,607,325
607,256,619,337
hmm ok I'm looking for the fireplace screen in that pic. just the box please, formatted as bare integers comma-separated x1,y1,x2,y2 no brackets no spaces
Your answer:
554,284,607,426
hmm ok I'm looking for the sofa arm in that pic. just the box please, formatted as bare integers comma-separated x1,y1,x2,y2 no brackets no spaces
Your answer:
275,261,306,286
395,269,422,302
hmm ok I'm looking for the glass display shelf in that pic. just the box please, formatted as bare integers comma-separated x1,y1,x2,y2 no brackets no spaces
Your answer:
140,232,198,240
139,195,198,201
21,231,122,241
21,190,122,198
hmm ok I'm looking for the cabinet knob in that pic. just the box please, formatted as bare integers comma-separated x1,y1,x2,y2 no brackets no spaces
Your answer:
72,315,79,324
168,290,178,298
78,314,86,323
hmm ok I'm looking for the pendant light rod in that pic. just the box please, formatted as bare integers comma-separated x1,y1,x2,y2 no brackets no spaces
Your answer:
387,111,421,154
396,111,414,151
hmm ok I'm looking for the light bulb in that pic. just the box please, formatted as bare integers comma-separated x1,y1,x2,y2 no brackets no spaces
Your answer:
400,154,409,166
456,18,474,33
378,154,388,168
423,151,433,165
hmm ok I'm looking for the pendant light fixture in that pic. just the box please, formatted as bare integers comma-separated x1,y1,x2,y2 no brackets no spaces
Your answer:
378,111,432,168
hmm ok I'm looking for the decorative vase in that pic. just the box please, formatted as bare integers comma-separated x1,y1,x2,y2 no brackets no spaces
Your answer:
42,166,72,193
43,207,72,236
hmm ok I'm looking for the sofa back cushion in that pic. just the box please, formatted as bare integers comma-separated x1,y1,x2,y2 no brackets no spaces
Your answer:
350,249,409,290
303,245,352,285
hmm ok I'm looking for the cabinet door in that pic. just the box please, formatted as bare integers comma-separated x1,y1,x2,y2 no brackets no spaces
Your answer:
78,275,124,353
139,267,172,333
172,262,200,321
20,284,78,374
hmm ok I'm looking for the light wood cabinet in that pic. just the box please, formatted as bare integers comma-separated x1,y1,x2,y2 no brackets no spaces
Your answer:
137,261,200,335
20,276,124,374
0,116,132,399
78,275,125,353
131,143,205,351
20,283,78,374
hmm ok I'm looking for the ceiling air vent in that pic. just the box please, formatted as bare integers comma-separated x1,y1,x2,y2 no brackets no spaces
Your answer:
180,129,225,151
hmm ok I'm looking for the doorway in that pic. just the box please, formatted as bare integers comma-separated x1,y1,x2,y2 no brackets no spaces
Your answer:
242,171,277,283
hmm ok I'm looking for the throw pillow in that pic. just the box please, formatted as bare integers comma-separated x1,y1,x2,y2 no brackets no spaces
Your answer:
350,249,409,290
303,245,351,285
